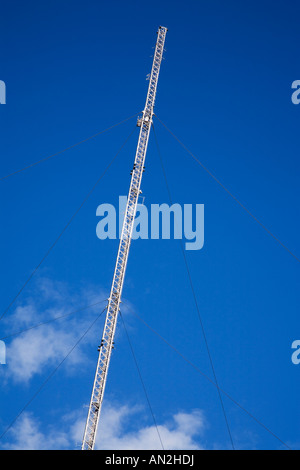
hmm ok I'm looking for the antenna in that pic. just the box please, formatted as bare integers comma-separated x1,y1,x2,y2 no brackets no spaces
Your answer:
81,26,167,451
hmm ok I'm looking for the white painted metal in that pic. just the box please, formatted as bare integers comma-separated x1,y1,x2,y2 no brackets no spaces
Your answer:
82,26,167,451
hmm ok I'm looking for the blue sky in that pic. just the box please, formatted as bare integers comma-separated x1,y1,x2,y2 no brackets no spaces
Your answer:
0,0,299,450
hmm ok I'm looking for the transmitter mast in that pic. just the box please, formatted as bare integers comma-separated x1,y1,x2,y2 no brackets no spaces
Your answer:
82,26,167,450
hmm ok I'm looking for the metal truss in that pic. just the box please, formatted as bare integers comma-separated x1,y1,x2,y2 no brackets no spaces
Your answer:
82,26,167,451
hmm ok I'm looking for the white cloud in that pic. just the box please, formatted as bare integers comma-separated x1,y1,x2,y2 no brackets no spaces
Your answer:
71,402,206,451
6,324,83,382
3,403,206,450
1,278,107,383
4,412,69,450
1,278,206,450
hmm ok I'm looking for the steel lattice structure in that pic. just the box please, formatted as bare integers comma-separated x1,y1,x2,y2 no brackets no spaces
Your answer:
82,26,167,451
